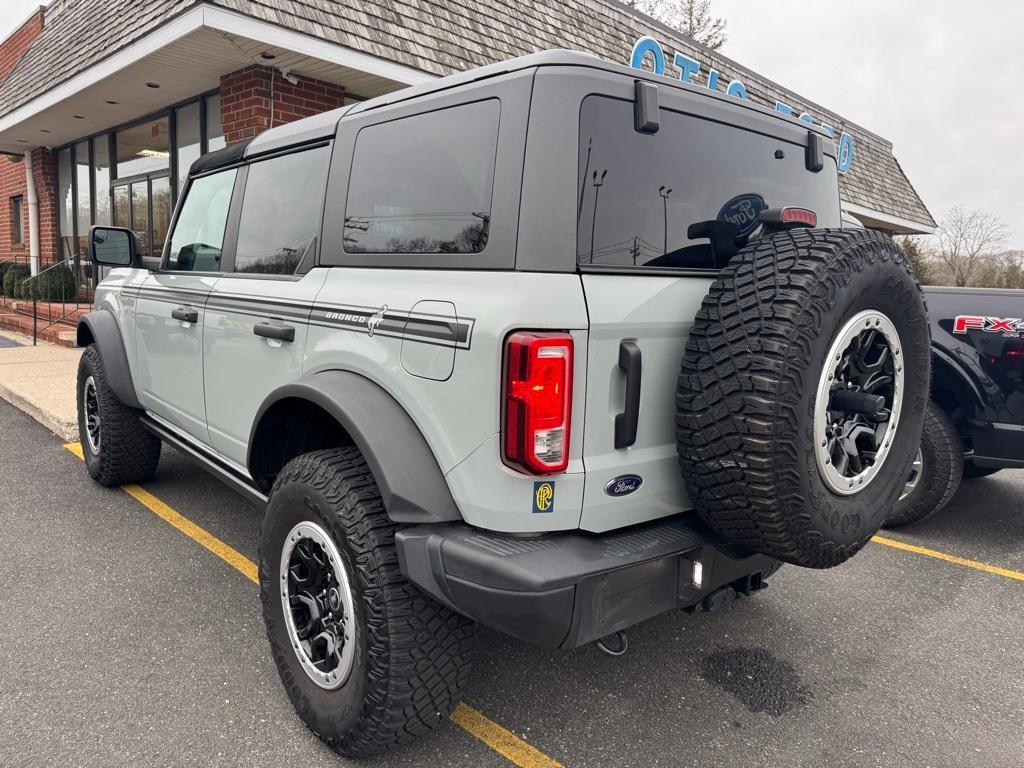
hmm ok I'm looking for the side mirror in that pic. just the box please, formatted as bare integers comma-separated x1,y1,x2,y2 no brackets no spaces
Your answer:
89,226,144,268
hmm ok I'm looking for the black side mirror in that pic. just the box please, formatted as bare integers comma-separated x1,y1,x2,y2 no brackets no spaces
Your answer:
89,226,144,268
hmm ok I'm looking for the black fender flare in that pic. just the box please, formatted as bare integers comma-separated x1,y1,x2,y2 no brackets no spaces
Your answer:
248,370,462,524
930,344,989,417
76,309,141,409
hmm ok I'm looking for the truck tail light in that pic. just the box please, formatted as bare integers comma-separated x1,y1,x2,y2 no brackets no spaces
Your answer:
503,332,573,474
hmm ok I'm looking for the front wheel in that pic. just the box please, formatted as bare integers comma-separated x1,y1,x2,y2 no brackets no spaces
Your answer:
76,344,160,486
258,447,475,758
884,401,963,528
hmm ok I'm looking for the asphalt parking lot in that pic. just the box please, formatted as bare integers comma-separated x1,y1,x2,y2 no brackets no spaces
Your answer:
2,397,1023,768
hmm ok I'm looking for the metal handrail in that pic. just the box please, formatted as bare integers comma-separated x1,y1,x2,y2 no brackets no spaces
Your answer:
16,254,94,346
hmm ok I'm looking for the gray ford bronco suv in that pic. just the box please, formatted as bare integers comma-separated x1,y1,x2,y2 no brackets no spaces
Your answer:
76,51,930,756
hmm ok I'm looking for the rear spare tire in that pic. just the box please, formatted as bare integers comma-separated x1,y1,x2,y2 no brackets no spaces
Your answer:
677,229,930,568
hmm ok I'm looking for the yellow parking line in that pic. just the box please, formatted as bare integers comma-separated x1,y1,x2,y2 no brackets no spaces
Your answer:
451,702,565,768
872,535,1024,582
62,441,562,768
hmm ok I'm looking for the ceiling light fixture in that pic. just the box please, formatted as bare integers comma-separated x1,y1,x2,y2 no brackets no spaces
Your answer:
145,82,160,89
260,52,276,60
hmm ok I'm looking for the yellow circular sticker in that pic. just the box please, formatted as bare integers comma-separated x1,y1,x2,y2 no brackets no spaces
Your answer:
534,482,554,513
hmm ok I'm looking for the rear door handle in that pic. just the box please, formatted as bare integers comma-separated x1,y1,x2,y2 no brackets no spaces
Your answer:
254,322,295,343
615,340,642,449
171,306,198,323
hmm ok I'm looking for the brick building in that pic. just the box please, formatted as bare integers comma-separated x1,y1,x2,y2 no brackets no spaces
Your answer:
0,0,934,275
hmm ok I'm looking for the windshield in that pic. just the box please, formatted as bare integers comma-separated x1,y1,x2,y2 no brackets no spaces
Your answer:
577,94,841,270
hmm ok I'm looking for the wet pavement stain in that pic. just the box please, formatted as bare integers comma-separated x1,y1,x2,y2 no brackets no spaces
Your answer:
700,647,809,715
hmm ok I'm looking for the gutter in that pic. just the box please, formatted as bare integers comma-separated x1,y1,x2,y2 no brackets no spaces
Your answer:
24,149,40,275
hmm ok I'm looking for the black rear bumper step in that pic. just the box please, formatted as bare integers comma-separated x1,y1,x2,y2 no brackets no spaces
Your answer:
396,515,777,650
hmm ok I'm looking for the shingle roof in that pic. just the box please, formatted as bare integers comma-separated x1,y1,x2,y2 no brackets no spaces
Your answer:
0,0,934,228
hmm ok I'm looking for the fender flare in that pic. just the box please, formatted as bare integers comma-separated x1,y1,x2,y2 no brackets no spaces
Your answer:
249,370,462,524
76,309,141,409
931,344,989,414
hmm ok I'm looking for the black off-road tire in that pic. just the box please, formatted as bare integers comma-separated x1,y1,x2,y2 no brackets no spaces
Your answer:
259,447,475,758
963,463,1001,480
677,229,931,568
76,344,160,485
884,401,963,528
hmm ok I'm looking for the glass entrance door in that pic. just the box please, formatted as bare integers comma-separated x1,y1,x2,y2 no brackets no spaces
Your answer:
113,175,172,260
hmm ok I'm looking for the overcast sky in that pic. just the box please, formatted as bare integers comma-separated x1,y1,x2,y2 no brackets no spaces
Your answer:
714,0,1024,248
1,0,1021,246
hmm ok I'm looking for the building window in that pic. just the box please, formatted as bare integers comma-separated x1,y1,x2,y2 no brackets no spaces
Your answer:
56,147,73,260
11,196,24,246
93,135,111,226
115,117,170,179
175,101,201,188
205,94,225,153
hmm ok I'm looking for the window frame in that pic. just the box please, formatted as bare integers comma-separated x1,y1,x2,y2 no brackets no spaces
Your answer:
320,70,533,271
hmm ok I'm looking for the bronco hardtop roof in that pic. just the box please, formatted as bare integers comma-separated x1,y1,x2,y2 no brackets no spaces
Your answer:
191,49,832,177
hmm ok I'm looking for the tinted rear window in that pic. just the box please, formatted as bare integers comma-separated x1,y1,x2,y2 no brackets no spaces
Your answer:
343,100,499,255
577,95,840,270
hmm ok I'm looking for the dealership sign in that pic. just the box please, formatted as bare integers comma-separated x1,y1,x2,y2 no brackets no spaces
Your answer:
629,36,855,174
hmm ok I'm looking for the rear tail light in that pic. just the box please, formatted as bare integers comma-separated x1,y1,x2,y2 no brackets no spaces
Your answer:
758,206,818,229
503,332,573,474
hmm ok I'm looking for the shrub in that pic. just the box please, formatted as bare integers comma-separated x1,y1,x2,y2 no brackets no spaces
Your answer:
2,264,29,298
38,265,78,302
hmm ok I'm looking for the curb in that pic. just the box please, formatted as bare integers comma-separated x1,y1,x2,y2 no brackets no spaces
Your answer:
0,380,78,442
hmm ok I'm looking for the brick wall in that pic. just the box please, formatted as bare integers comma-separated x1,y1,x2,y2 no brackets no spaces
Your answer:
0,7,44,82
220,65,345,145
0,148,58,267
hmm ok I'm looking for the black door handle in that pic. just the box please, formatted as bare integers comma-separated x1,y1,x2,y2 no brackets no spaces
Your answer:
615,341,642,449
171,306,198,323
254,322,295,343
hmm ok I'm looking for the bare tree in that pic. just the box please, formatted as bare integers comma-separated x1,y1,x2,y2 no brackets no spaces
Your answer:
934,206,1009,287
628,0,728,50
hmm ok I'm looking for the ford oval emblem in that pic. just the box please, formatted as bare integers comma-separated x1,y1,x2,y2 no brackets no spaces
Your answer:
717,193,766,237
604,474,643,497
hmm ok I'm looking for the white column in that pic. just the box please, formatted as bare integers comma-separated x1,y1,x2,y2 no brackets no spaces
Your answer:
23,149,40,276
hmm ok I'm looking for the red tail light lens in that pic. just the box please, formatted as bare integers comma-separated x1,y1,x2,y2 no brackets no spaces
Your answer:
781,207,817,227
503,332,573,474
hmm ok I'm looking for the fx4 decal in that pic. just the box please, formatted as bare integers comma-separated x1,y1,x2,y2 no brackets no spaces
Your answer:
953,316,1023,336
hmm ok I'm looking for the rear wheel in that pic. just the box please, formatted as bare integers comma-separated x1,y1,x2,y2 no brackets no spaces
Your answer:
884,401,963,528
259,447,475,758
677,229,931,568
76,344,160,486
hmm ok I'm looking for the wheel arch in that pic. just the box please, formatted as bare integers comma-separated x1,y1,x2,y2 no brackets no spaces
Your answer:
930,346,985,428
76,309,141,409
248,370,462,524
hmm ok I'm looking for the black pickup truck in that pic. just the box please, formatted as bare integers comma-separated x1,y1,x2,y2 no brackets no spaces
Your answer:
887,286,1024,526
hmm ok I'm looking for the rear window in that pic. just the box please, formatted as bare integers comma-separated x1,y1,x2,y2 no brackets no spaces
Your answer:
343,100,499,255
577,95,841,270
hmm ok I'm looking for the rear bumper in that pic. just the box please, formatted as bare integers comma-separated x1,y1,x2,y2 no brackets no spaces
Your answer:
968,420,1024,468
395,515,777,649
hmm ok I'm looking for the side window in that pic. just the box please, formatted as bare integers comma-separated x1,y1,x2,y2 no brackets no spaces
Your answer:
234,145,331,275
343,99,499,255
166,169,237,271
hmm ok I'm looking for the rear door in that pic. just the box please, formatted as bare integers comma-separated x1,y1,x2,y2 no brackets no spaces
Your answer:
575,90,842,532
203,143,332,468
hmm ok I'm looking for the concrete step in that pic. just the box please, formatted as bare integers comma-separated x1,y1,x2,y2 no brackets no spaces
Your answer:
6,300,90,324
0,311,78,347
